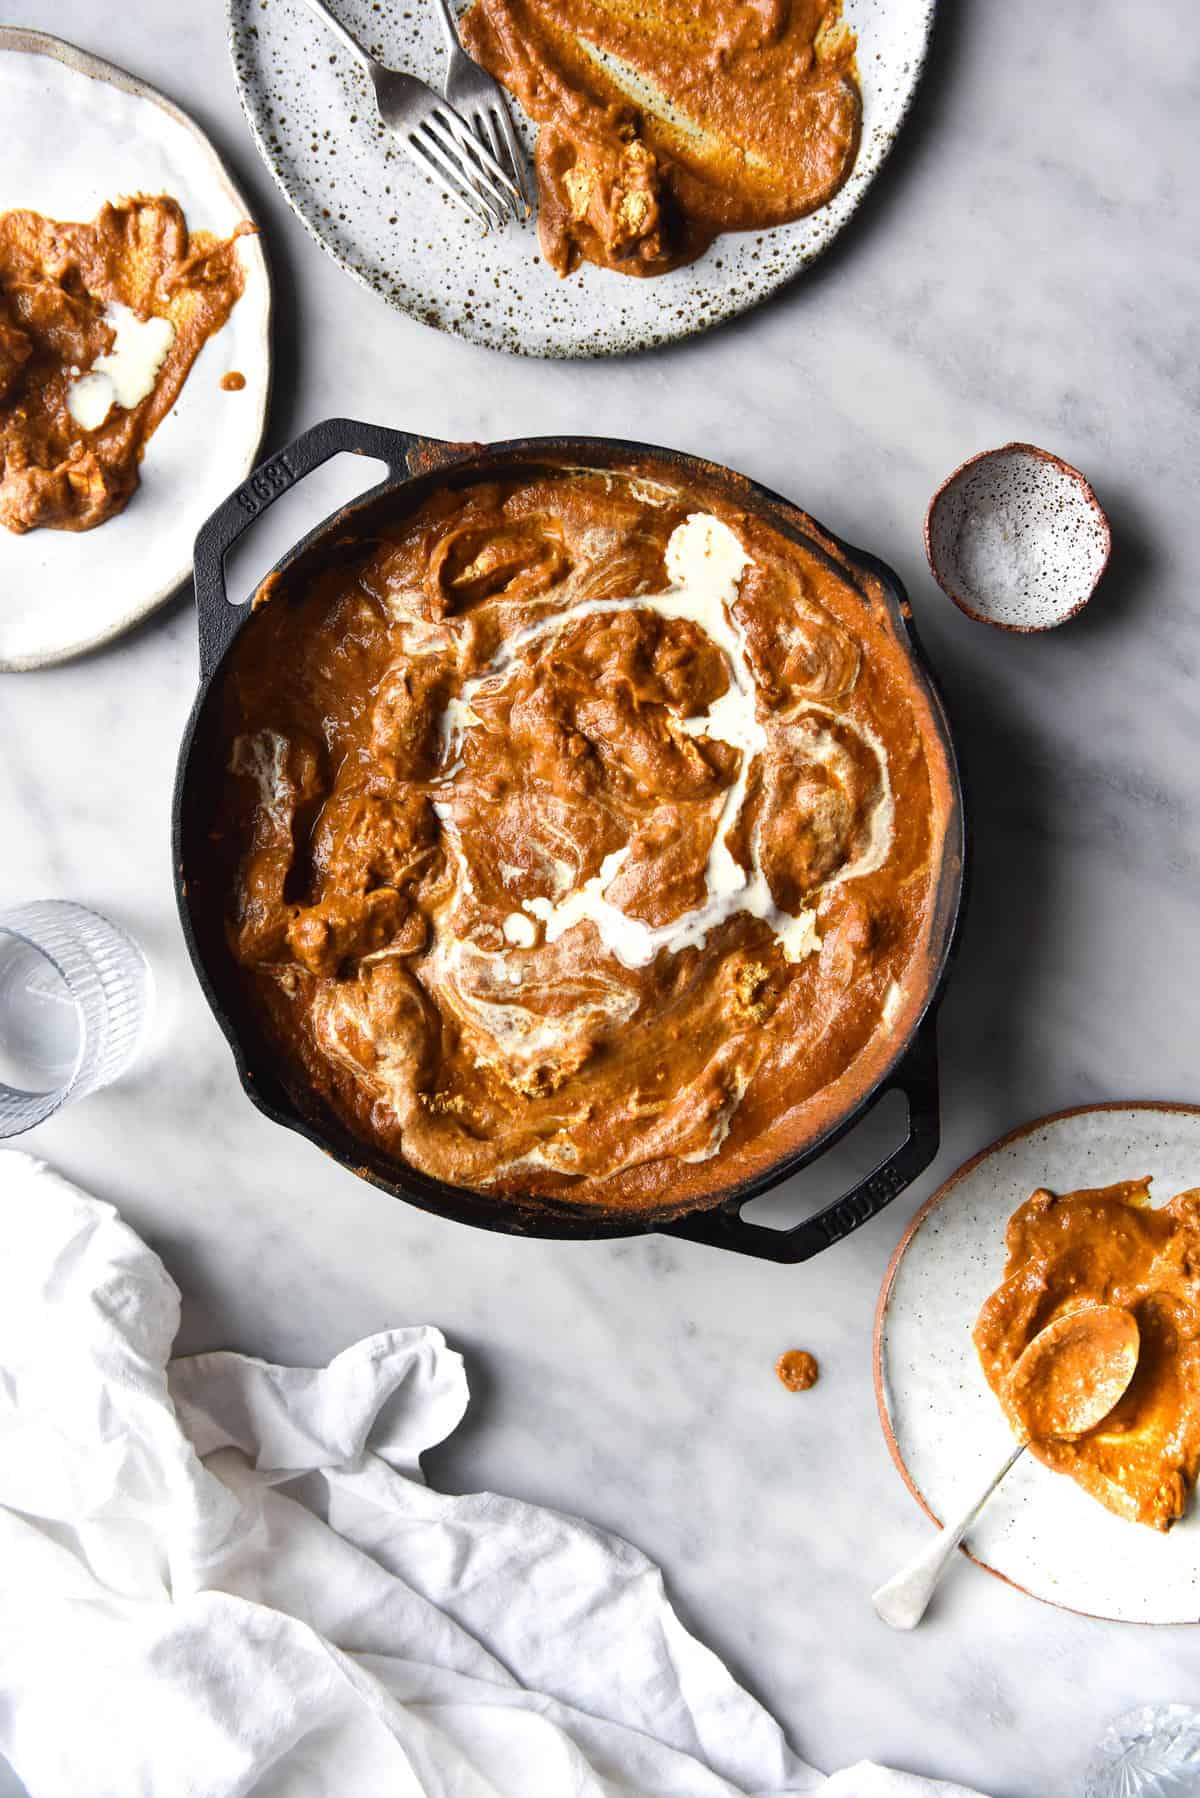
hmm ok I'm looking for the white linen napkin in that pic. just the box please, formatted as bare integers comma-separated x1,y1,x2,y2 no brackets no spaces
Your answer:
0,1151,987,1798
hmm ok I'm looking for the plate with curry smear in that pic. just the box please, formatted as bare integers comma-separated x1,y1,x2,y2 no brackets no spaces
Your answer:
228,0,933,357
875,1103,1200,1624
0,30,271,670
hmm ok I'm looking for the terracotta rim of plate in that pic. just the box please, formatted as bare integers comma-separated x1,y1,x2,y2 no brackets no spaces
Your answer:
0,26,273,671
873,1098,1200,1624
923,440,1112,634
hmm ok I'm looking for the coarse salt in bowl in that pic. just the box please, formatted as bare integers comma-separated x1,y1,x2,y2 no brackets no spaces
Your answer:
924,443,1111,631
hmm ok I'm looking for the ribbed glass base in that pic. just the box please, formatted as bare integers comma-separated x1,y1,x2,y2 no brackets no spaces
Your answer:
0,901,152,1138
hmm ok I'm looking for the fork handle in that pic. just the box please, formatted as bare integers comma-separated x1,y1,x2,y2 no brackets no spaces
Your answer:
428,0,463,56
300,0,375,73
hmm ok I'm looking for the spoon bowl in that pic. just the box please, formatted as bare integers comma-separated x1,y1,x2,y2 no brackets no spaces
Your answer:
1006,1305,1140,1443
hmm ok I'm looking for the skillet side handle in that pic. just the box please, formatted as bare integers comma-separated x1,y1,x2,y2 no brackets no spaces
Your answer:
192,418,432,679
658,1017,940,1264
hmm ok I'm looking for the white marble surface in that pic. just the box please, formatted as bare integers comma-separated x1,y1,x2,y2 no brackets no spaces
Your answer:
2,3,1198,1793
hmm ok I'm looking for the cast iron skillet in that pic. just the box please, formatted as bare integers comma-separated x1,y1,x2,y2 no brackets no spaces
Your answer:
174,418,966,1262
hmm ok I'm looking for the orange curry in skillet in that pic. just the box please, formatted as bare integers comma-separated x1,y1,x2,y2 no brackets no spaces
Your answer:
460,0,861,277
204,467,952,1213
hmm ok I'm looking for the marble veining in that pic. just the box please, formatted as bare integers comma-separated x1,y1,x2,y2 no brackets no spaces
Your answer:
2,2,1199,1794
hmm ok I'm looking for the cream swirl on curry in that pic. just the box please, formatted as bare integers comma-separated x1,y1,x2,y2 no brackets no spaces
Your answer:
206,468,950,1211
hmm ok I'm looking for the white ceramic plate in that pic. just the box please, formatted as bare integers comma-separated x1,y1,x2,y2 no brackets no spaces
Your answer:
0,30,272,671
228,0,934,358
875,1103,1200,1624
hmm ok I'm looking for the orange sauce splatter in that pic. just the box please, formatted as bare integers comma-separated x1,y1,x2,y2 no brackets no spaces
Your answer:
776,1349,819,1392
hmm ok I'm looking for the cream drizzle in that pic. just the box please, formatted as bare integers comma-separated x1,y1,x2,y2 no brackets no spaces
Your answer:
67,303,175,430
229,730,291,830
428,934,639,1085
438,513,894,972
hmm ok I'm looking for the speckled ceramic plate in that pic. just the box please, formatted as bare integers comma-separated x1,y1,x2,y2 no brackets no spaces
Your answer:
0,30,271,672
227,0,935,358
875,1104,1200,1624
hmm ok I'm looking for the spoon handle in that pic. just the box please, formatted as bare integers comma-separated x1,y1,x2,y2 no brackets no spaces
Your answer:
872,1443,1024,1629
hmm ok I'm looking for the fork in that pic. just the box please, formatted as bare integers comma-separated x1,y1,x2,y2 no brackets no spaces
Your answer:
300,0,523,230
428,0,529,220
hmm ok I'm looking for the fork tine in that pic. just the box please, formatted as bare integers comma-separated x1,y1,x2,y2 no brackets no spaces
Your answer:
413,120,507,228
488,102,530,214
433,102,524,215
420,112,509,227
403,130,494,230
429,117,513,228
477,107,525,221
472,108,519,222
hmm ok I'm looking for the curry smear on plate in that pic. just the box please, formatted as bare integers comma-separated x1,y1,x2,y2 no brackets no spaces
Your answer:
0,196,250,534
198,466,951,1215
974,1179,1200,1531
460,0,860,277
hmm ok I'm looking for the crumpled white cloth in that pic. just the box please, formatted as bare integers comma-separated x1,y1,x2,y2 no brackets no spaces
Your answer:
0,1153,987,1798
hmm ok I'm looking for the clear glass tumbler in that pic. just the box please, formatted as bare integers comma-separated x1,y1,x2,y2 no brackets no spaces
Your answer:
0,901,152,1138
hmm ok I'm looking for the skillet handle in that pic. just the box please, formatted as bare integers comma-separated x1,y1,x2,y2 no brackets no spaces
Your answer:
192,418,435,679
658,1016,940,1263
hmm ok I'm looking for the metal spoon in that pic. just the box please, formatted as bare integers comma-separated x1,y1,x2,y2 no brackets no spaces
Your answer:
872,1304,1140,1630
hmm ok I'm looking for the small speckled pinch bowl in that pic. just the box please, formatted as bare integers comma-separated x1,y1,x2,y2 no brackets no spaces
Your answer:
925,442,1111,632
